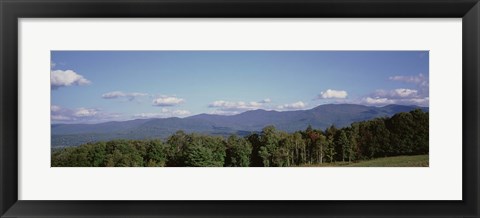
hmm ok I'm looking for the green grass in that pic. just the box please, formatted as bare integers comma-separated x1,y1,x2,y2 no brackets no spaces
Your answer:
301,155,429,167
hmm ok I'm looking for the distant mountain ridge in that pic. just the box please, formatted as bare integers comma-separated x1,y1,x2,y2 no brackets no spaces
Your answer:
51,104,428,147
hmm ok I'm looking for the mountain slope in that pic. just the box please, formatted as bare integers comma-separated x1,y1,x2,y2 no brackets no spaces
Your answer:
51,104,428,147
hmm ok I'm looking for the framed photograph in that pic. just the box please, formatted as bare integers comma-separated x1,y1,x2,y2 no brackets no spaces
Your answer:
1,0,479,217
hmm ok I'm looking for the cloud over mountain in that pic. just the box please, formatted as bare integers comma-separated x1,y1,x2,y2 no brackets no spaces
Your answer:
51,105,119,123
318,89,348,99
208,99,272,115
152,96,185,106
277,101,307,110
362,73,429,106
51,70,91,90
389,73,428,87
102,91,148,101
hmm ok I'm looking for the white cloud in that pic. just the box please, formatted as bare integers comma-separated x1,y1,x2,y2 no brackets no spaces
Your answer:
209,100,260,111
209,100,257,111
362,97,395,105
101,91,125,99
102,91,148,101
407,97,430,105
389,73,428,87
373,88,419,99
361,96,429,106
363,86,428,107
152,96,185,106
318,89,348,99
208,110,239,116
51,105,120,123
73,108,99,117
130,92,148,97
172,110,191,116
277,101,307,110
389,73,429,98
393,88,418,98
208,99,272,115
249,102,262,107
51,115,72,121
51,70,90,90
133,113,163,118
132,109,191,119
51,105,62,112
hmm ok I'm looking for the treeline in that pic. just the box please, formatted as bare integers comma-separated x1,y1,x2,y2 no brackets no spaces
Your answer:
51,109,428,167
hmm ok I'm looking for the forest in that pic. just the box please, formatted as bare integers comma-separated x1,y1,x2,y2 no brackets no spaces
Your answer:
51,109,428,167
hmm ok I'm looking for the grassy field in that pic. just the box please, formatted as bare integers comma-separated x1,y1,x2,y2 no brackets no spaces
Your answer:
301,155,429,167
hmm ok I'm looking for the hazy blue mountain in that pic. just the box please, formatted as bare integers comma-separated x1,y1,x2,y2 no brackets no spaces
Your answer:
51,104,428,147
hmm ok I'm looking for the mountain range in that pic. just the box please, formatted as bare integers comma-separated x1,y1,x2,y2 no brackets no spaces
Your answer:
51,104,428,147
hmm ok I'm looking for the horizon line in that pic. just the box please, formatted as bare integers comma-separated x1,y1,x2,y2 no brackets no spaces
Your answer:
51,103,428,125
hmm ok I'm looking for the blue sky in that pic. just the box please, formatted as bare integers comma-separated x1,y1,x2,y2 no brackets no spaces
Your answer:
51,51,429,123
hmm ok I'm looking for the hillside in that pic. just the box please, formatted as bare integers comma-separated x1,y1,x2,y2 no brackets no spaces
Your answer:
51,104,428,147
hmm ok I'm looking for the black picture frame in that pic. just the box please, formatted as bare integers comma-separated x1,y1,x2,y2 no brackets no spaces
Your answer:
1,0,479,217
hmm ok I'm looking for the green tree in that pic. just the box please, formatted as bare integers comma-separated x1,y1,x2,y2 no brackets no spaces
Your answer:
314,134,326,164
51,109,428,167
324,137,336,163
182,134,226,167
346,128,359,162
336,130,349,162
87,142,107,167
145,140,168,167
324,125,338,162
247,133,264,167
387,112,414,156
410,109,429,154
281,132,306,166
166,130,189,166
225,135,252,167
259,125,282,166
104,141,143,167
